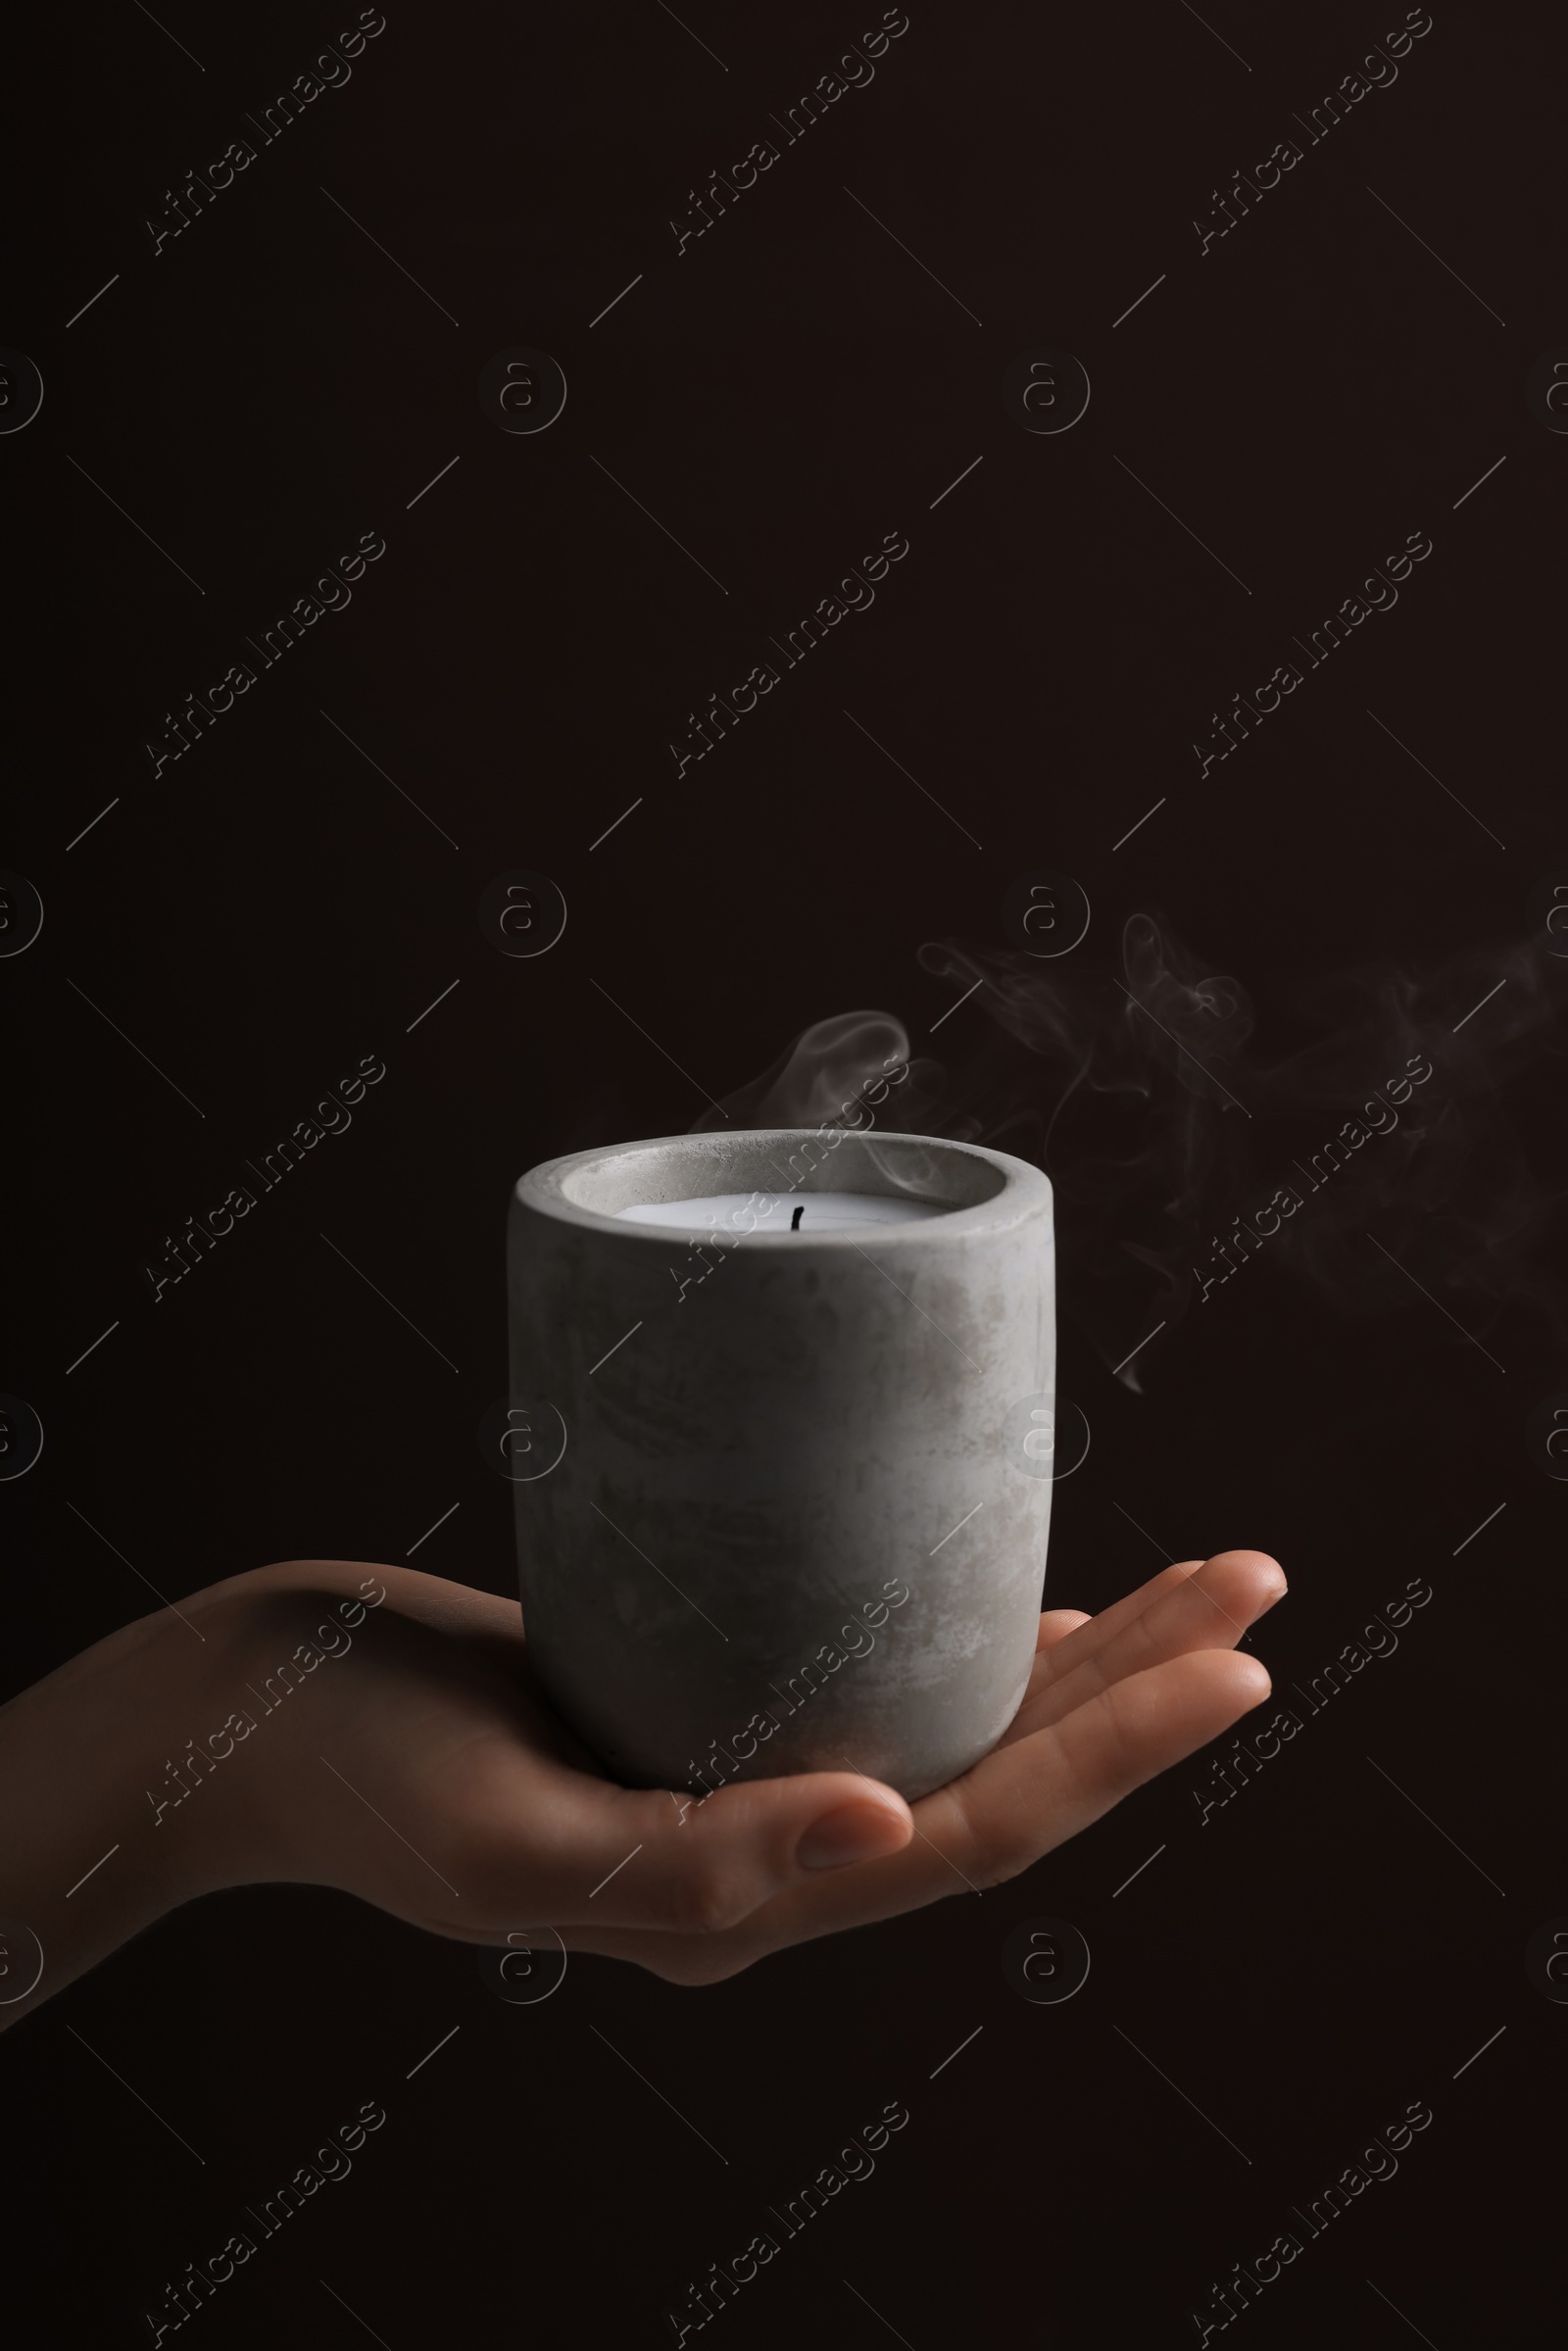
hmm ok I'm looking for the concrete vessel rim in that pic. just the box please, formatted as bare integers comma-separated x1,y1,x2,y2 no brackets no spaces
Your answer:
514,1128,1054,1247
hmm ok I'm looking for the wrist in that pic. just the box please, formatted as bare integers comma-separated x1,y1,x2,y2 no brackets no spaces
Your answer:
0,1561,391,2025
0,1593,242,2024
131,1563,395,1903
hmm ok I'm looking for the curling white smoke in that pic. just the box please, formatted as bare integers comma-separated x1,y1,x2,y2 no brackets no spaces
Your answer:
697,916,1567,1383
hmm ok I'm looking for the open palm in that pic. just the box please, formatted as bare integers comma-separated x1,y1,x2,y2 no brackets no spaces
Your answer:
206,1547,1284,1984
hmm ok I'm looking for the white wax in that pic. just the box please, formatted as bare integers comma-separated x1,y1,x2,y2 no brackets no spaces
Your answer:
615,1190,946,1232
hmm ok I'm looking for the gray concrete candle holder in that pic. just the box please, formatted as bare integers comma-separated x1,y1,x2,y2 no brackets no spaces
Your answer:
507,1130,1054,1801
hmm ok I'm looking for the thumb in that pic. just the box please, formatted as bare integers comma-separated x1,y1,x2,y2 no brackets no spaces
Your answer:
544,1769,914,1935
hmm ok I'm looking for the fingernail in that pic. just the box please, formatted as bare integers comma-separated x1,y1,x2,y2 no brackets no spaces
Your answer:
797,1801,906,1872
1257,1581,1289,1617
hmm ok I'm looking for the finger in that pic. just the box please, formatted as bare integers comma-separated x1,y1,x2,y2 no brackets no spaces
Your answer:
795,1648,1272,1934
558,1650,1273,1983
1036,1608,1092,1652
931,1648,1272,1885
998,1568,1202,1748
1031,1559,1204,1683
458,1748,912,1935
1011,1549,1285,1737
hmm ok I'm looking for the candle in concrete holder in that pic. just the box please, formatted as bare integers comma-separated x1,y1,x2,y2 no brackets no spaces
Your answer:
508,1129,1054,1801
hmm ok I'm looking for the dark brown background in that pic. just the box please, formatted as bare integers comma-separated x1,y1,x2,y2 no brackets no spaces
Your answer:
5,1,1563,2342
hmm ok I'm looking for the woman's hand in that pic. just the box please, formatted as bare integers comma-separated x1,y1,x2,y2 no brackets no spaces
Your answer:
0,1548,1283,2017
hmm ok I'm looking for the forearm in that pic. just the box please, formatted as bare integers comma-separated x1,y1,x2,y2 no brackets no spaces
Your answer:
0,1599,221,2024
0,1561,389,2029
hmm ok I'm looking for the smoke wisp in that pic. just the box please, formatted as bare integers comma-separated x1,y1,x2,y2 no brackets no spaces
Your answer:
700,919,1566,1383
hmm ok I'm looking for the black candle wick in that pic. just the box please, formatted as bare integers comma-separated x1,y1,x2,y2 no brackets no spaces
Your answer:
790,1204,804,1230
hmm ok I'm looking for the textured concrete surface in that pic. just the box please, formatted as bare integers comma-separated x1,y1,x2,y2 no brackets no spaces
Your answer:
509,1130,1054,1800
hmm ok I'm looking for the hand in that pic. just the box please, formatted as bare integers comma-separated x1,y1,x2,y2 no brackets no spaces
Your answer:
193,1551,1285,1973
496,1547,1285,1982
0,1549,1283,2016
